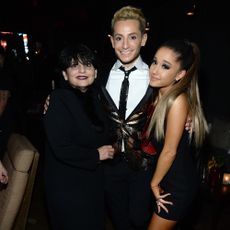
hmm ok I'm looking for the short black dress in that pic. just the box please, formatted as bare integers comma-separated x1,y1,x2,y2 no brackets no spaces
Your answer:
151,131,199,221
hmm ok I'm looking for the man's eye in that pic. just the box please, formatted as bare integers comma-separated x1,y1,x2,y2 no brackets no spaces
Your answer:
115,37,121,41
130,35,137,40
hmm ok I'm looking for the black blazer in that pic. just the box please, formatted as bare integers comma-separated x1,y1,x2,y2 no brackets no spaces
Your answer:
97,61,155,119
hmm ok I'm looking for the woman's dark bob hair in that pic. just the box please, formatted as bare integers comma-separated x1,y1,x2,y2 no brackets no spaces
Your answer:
58,43,98,71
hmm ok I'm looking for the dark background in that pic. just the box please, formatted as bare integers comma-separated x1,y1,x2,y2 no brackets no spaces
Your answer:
0,0,229,120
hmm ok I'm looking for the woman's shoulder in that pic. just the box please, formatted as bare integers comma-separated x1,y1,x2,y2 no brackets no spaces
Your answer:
50,88,75,98
49,89,80,108
173,93,189,108
168,93,189,117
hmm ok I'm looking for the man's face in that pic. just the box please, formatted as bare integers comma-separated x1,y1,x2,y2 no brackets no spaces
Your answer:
110,19,147,68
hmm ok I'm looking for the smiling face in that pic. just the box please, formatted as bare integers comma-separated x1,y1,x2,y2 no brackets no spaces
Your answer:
149,47,186,94
62,60,97,92
110,19,147,68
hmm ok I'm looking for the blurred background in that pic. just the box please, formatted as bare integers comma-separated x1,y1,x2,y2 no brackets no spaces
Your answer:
0,1,229,229
0,0,229,119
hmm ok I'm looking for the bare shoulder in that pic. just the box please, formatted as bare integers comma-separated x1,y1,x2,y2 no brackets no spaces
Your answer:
173,93,189,108
168,93,189,122
172,93,189,110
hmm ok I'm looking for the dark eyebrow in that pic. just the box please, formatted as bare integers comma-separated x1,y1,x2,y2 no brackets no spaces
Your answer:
162,60,172,66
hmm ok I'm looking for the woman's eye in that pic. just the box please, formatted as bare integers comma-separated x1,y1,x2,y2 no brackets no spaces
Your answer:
162,64,170,70
71,64,78,68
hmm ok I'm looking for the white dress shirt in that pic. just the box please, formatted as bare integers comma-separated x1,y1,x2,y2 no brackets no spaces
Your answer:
106,56,149,119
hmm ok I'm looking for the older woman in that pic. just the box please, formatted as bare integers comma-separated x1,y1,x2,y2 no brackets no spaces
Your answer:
43,43,114,230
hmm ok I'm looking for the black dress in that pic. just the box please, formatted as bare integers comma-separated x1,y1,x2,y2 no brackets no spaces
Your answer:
43,86,111,230
151,131,199,221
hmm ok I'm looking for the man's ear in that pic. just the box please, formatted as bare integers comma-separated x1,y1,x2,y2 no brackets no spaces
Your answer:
141,33,148,47
109,35,115,48
175,69,186,81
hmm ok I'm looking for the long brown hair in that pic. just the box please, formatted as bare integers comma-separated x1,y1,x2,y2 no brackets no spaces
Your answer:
147,39,208,147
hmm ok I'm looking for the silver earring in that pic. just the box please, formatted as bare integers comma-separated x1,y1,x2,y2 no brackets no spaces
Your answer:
174,79,180,83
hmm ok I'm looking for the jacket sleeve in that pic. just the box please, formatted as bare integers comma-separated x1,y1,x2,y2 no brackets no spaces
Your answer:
43,90,100,170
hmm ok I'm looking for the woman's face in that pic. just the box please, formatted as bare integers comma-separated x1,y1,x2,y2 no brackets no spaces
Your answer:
149,47,185,94
62,61,97,92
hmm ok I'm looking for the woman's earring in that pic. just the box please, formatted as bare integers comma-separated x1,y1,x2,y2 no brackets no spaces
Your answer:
174,79,180,83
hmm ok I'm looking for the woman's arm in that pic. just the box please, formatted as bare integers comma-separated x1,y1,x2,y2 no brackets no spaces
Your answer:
44,90,114,170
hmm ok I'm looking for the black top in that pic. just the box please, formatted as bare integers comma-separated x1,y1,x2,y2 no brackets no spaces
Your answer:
43,84,112,229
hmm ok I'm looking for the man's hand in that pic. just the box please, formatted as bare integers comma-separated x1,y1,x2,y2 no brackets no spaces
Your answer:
185,115,193,133
43,95,50,114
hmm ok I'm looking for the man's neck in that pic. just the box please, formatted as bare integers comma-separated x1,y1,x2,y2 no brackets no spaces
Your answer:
119,56,140,70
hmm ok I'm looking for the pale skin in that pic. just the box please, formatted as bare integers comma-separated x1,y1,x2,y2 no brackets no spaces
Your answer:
148,47,189,230
59,60,114,161
110,19,147,70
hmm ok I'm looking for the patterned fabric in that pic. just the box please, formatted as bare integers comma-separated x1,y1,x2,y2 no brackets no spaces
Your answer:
100,86,155,170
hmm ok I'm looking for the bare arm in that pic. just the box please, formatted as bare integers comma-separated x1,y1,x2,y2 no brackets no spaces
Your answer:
151,94,189,213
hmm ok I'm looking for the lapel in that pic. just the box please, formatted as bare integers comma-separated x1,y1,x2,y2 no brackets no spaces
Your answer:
101,86,119,113
98,61,156,121
100,85,155,121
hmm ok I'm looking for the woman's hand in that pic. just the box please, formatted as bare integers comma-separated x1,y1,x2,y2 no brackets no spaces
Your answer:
151,185,173,213
98,145,115,161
